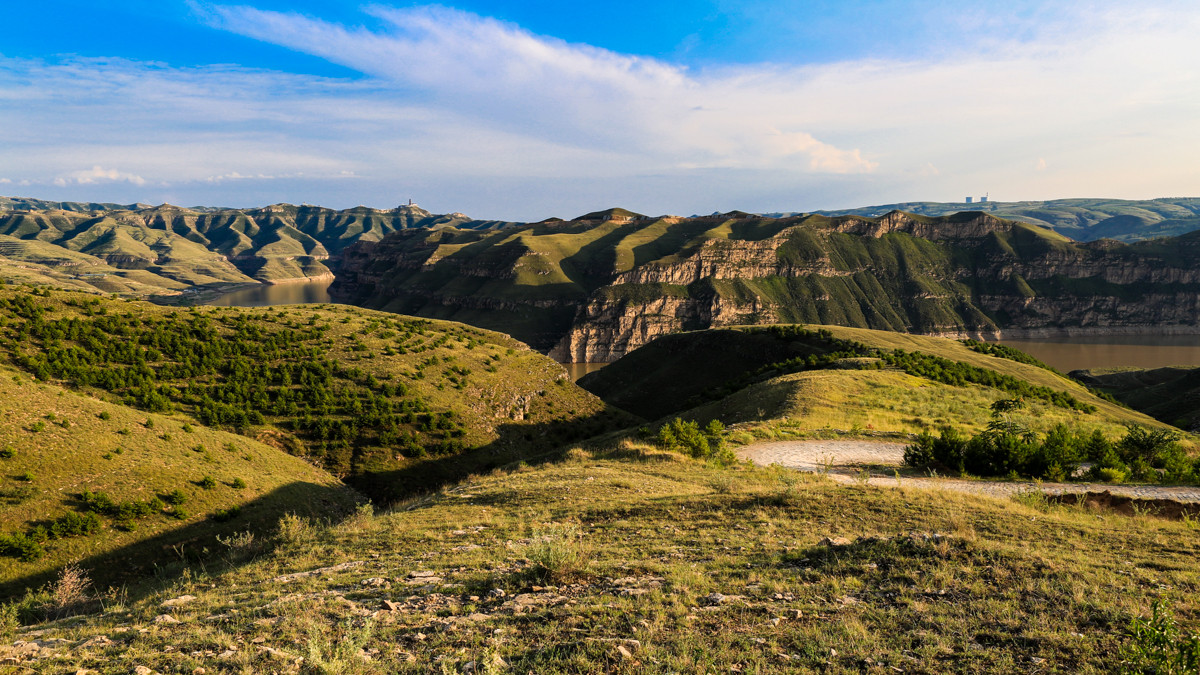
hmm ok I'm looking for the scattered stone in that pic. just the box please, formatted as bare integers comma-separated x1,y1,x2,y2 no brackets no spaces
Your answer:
615,645,634,660
272,560,366,584
382,600,401,611
703,593,728,606
361,577,388,587
218,649,238,659
819,537,851,547
160,595,196,609
153,614,180,625
488,588,506,599
134,667,156,675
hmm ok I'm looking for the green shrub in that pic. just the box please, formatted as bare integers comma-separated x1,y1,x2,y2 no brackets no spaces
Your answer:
1121,600,1200,674
211,506,241,523
0,446,14,459
29,421,45,433
97,411,110,421
16,471,33,482
199,475,217,490
231,478,247,489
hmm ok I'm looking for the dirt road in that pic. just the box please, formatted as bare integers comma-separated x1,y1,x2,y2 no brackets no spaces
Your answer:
738,439,1200,503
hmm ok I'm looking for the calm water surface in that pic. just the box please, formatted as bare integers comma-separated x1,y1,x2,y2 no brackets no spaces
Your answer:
204,280,333,307
995,335,1200,372
565,362,607,381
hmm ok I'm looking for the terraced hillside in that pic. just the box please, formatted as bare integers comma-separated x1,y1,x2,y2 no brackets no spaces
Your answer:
0,365,359,595
0,202,518,296
814,197,1200,242
579,324,1173,440
0,287,633,503
334,210,1200,361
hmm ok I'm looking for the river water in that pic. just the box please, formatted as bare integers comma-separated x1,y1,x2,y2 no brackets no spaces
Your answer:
199,282,1199,375
995,335,1200,372
203,280,333,307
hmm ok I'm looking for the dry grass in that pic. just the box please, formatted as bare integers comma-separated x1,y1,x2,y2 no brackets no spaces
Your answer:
5,449,1196,673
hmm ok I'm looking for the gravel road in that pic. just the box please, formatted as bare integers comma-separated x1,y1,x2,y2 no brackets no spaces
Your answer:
738,440,1200,503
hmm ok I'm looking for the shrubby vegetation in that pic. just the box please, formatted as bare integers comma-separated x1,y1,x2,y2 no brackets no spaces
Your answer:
904,399,1199,483
959,338,1058,372
653,418,735,464
0,290,480,474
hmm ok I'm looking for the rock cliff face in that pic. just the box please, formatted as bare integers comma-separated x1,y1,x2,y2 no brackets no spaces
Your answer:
333,210,1200,362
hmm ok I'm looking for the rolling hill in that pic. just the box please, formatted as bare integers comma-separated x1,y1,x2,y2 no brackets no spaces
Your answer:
0,364,359,596
578,324,1170,442
0,287,635,505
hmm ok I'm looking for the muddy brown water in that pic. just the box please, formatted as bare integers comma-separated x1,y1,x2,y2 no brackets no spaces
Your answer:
996,334,1200,372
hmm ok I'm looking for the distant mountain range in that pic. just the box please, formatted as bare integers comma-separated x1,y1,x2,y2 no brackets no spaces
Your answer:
0,199,518,296
802,197,1200,243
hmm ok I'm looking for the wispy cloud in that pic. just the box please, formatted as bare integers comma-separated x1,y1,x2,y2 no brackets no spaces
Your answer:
0,3,1197,217
53,165,147,187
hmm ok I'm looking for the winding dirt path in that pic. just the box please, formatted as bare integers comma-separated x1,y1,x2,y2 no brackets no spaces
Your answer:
738,440,1200,504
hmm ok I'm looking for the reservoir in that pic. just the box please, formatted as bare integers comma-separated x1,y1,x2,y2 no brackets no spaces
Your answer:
203,280,333,307
996,335,1200,372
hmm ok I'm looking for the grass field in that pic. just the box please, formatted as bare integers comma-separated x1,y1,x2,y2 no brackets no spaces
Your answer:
7,442,1197,673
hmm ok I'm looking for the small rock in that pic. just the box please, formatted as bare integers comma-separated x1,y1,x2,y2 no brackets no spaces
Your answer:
134,667,156,675
192,669,207,675
153,614,180,624
703,592,727,606
819,537,851,547
382,600,401,611
160,594,196,608
218,649,237,659
361,577,388,587
488,588,506,599
769,617,782,627
251,637,266,644
615,645,634,660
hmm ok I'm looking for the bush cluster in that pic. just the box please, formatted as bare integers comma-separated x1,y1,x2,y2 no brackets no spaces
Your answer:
654,418,735,464
905,418,1199,484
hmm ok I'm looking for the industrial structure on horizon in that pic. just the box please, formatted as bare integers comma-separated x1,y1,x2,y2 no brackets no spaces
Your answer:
966,193,990,204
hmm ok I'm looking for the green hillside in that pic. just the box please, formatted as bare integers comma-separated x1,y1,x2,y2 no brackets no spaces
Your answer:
337,209,1200,362
0,365,358,596
580,325,1172,440
6,444,1196,673
0,287,634,504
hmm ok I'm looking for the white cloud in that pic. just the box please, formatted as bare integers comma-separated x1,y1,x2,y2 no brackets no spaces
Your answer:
0,178,11,184
0,3,1197,217
53,166,147,187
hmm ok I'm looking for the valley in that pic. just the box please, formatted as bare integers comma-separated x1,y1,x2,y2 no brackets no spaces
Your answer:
0,196,1197,673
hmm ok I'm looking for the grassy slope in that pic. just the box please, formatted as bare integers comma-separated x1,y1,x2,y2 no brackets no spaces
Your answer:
0,365,358,596
0,288,633,503
582,325,1172,440
12,445,1198,673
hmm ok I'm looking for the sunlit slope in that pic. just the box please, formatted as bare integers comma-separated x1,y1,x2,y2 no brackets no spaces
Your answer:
0,288,634,503
0,366,358,596
580,325,1169,438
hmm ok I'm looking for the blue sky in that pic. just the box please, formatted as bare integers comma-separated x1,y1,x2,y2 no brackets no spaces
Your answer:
1,1,1198,219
